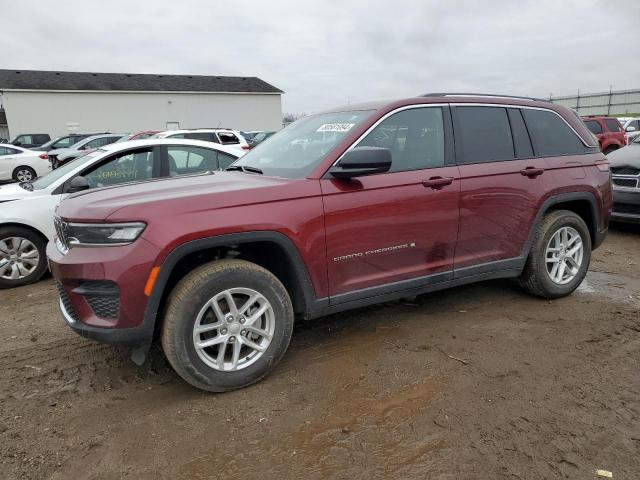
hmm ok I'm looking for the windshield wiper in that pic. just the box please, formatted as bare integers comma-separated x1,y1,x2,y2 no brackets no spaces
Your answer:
226,165,263,174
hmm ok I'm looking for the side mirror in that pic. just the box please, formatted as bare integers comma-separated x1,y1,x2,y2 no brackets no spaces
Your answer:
330,147,392,179
13,141,21,147
626,126,636,132
67,176,90,193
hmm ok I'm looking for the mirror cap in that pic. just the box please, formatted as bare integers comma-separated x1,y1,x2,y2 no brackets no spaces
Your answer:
330,147,392,179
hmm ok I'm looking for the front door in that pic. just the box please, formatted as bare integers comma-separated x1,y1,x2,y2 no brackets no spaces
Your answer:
321,106,460,299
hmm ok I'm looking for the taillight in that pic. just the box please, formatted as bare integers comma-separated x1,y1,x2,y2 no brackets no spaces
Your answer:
39,153,48,159
241,145,251,150
595,159,609,172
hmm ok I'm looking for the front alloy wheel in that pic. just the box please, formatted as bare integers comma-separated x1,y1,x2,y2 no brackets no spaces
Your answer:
193,287,276,372
161,259,294,392
0,226,48,289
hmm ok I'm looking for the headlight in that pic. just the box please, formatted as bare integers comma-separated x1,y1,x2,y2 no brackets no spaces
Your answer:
66,222,146,246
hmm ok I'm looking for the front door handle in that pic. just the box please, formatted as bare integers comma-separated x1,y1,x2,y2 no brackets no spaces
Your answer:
520,167,545,178
422,176,454,189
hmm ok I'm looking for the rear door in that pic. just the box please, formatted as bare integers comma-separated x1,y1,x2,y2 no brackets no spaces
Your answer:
321,105,460,298
453,105,546,271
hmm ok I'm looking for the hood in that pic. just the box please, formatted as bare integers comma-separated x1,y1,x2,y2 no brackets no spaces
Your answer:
56,171,319,222
608,143,640,167
0,183,41,202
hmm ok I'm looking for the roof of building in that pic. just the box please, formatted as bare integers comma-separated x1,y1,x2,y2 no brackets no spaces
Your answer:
0,69,283,94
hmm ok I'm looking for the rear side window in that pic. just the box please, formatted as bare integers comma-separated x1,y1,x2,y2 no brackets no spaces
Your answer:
218,132,240,145
167,146,218,176
584,120,603,134
0,146,18,155
604,118,622,132
34,134,49,143
507,109,534,158
184,132,218,143
522,109,585,157
358,107,445,171
456,106,514,164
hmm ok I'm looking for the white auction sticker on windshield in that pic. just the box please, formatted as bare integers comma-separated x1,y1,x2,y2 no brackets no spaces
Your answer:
317,123,355,132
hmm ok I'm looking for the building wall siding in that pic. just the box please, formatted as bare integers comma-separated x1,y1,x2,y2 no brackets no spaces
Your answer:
1,91,282,137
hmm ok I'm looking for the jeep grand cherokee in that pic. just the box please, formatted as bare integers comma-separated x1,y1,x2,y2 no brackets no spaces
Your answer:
48,93,612,392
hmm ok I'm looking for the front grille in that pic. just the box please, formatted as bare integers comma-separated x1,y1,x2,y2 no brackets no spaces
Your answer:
613,202,640,215
75,280,120,319
611,166,640,175
613,177,638,188
54,217,70,251
56,281,79,322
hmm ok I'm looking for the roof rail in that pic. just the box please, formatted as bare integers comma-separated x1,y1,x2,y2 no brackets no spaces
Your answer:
420,92,550,102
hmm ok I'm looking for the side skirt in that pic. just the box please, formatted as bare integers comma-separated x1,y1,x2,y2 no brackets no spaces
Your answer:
308,257,526,319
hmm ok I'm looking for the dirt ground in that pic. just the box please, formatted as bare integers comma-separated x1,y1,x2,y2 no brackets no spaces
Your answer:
1,224,639,480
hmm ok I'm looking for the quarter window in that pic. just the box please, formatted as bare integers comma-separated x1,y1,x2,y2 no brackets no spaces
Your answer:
358,107,445,171
82,148,155,188
456,107,514,164
584,120,603,134
218,151,237,170
522,109,585,156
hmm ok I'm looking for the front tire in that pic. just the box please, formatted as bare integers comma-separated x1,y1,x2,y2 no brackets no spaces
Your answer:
518,210,591,298
0,226,48,289
161,259,294,392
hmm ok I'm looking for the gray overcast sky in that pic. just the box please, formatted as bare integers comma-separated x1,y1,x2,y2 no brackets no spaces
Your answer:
1,0,638,113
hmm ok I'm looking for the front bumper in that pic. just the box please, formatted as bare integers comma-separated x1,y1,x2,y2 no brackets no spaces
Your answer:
47,237,161,347
611,188,640,223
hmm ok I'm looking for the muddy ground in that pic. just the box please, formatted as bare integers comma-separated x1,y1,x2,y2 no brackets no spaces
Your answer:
1,224,639,480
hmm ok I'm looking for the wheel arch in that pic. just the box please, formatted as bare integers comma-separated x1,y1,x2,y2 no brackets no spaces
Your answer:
0,221,49,244
143,231,321,340
522,192,602,258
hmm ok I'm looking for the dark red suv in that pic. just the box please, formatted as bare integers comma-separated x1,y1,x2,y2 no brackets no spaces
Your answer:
48,94,612,391
581,115,627,154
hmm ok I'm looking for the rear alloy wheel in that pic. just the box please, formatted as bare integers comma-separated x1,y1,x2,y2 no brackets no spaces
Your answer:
12,166,36,182
0,227,48,288
518,210,591,298
161,259,294,392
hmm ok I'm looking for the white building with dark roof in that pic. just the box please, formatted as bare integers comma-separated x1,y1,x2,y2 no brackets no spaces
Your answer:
0,69,283,138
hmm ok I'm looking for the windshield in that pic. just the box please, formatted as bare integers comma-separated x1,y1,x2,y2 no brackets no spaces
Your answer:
232,110,374,178
30,150,105,190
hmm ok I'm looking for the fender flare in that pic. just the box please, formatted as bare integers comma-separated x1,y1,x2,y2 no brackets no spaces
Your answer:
142,231,322,334
520,191,603,258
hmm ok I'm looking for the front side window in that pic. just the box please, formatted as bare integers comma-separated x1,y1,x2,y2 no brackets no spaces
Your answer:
522,109,585,156
456,106,514,164
358,107,444,171
604,118,622,132
584,120,603,134
53,137,75,148
13,135,33,145
167,146,218,176
232,110,374,178
82,148,155,188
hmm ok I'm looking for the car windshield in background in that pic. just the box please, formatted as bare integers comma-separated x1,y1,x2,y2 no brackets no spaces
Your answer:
30,150,104,190
231,110,374,178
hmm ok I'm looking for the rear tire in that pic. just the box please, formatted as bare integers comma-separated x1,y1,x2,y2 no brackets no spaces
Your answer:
0,226,48,289
161,259,294,392
12,166,36,182
518,210,591,298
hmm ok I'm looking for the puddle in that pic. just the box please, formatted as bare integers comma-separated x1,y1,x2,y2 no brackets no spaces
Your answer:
576,271,640,307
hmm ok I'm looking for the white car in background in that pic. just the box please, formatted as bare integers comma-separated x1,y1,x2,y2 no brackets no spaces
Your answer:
154,128,250,152
0,144,51,182
0,138,241,288
622,118,640,143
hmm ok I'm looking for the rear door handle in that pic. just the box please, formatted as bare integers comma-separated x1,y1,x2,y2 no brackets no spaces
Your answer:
422,176,454,189
520,167,545,178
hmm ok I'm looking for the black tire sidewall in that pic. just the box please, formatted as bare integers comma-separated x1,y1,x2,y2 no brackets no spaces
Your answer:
167,263,293,391
0,226,48,288
532,212,591,297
